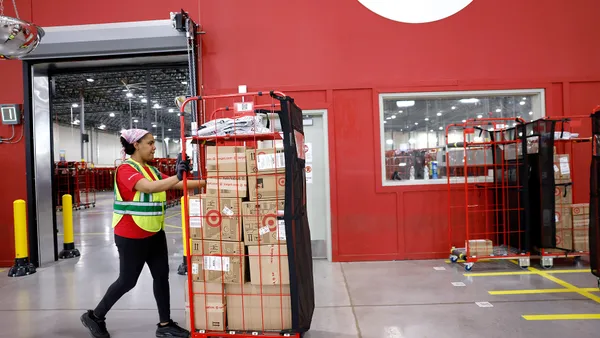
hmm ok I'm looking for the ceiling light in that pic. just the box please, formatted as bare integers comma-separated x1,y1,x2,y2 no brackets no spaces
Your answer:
391,115,396,119
439,126,443,130
496,108,502,113
424,117,429,121
383,121,387,124
122,89,128,92
168,129,172,131
437,112,442,116
396,100,415,108
141,98,148,103
108,112,115,117
523,97,527,100
182,81,188,85
460,98,480,104
133,119,139,123
477,115,483,118
451,106,456,110
462,119,467,123
168,108,174,113
86,78,94,83
72,103,79,108
430,129,433,132
72,119,80,125
529,111,533,115
386,139,393,145
519,101,526,105
153,103,161,109
398,110,403,113
98,124,106,130
386,117,391,120
414,122,419,125
126,92,134,98
152,124,157,128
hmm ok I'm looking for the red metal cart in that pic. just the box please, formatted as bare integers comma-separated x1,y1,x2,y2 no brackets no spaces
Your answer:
447,117,531,271
178,90,314,338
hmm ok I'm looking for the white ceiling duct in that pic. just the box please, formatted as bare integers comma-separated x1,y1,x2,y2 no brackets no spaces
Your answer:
0,0,45,59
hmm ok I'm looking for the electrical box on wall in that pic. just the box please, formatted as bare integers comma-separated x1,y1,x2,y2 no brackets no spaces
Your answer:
0,104,21,125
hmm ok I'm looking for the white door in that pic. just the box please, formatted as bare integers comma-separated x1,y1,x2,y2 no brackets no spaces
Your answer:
302,111,331,260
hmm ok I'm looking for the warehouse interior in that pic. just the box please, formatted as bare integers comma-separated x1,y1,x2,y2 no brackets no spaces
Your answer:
1,1,600,338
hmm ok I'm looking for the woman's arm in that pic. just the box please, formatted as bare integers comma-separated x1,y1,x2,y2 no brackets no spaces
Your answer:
134,175,181,194
172,179,206,190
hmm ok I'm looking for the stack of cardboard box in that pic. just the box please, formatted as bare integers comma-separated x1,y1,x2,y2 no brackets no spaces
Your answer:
184,145,292,332
571,203,589,252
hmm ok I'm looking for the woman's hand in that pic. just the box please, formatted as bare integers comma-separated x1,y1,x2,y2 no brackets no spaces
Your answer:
176,153,192,181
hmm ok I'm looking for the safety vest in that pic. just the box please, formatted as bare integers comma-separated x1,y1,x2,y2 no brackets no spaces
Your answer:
111,159,167,232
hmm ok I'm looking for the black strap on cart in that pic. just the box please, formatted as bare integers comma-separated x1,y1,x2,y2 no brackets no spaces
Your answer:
272,92,315,334
589,110,600,278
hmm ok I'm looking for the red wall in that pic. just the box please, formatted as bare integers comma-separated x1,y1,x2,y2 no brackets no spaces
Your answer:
1,0,599,265
197,0,600,261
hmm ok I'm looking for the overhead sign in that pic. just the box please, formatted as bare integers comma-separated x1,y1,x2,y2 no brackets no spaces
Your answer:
357,0,474,24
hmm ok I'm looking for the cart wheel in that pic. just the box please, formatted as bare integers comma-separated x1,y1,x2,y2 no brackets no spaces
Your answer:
573,256,581,264
597,278,600,290
450,255,458,263
92,204,96,208
541,264,553,270
464,263,474,272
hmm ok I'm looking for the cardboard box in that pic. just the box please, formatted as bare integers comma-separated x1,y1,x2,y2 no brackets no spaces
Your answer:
184,281,226,331
202,196,243,242
226,283,292,331
555,227,573,250
248,245,289,285
554,184,573,205
248,172,285,201
555,205,572,230
571,203,589,218
574,228,589,252
467,239,493,256
206,172,248,199
553,154,570,181
189,195,203,240
246,148,286,174
206,146,247,173
242,200,286,246
191,240,248,284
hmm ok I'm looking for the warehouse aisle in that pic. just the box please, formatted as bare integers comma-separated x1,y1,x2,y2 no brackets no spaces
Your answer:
0,192,599,337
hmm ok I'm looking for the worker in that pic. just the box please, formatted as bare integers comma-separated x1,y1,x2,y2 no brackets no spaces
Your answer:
80,129,204,338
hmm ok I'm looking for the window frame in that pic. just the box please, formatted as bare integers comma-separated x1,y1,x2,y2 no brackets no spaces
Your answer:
379,88,546,187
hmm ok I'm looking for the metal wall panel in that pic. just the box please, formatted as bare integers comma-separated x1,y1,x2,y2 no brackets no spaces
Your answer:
22,20,187,60
32,71,56,266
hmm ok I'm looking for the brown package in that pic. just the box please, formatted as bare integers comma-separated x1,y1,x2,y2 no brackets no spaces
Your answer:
206,146,247,173
202,196,243,242
225,283,292,331
242,199,286,246
248,244,289,285
184,281,226,331
191,240,248,284
248,172,285,201
246,148,286,174
206,172,248,199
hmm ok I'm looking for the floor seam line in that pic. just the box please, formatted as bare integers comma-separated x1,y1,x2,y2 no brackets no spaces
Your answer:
340,263,363,338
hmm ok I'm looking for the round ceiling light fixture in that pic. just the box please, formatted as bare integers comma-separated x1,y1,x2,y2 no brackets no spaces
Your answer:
0,0,45,59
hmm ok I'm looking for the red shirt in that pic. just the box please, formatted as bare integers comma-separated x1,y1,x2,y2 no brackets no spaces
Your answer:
114,164,169,239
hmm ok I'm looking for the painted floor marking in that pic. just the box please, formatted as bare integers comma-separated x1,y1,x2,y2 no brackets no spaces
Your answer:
489,288,599,295
522,314,600,320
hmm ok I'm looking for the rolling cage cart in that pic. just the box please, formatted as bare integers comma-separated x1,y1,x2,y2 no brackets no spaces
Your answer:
590,109,600,287
54,161,97,211
179,90,315,338
533,116,592,269
447,117,531,271
93,167,115,192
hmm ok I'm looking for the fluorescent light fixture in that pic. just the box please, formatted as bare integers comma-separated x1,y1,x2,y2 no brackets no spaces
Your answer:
153,103,161,109
182,81,188,85
424,117,429,121
109,113,115,117
141,98,148,103
430,129,433,132
439,126,443,130
383,121,387,124
496,108,502,113
396,100,415,108
72,103,79,108
519,101,526,105
437,112,442,116
72,119,80,125
86,78,94,83
398,110,403,113
414,122,419,125
451,106,456,110
126,92,134,98
529,111,534,115
168,129,172,131
168,108,174,113
98,124,106,130
477,115,483,118
386,139,393,145
462,119,467,123
133,119,139,123
386,117,392,120
460,98,480,103
391,115,396,119
152,124,157,128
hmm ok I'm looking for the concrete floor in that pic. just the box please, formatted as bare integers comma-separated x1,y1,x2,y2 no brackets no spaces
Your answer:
1,192,599,338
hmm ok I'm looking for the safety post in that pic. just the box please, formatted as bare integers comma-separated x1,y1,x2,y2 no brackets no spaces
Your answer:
8,200,36,277
177,196,188,275
59,194,80,259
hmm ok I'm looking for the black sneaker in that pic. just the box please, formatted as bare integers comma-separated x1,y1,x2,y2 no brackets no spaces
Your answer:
156,320,190,338
80,310,110,338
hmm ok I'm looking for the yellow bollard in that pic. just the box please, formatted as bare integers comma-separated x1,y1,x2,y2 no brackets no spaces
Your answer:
8,200,36,277
177,196,188,275
59,194,80,259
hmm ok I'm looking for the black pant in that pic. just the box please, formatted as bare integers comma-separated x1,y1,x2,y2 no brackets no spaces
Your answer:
94,230,171,323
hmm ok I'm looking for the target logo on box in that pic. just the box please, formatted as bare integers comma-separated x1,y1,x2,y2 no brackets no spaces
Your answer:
201,196,242,242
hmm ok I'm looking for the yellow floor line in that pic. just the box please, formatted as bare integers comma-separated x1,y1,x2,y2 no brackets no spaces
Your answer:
464,271,536,277
165,213,181,220
0,269,5,272
489,288,599,295
60,231,181,236
523,314,600,321
544,269,591,274
164,224,181,230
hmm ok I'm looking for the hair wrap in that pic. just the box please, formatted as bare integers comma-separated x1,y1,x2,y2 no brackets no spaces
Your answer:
120,129,149,160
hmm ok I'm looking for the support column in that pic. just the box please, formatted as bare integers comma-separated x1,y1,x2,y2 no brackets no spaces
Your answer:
79,93,86,161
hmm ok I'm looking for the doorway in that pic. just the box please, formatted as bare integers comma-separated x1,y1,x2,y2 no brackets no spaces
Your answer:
302,110,332,261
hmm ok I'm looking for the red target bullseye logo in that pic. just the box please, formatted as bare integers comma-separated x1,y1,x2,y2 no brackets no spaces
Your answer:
263,213,278,231
278,177,285,186
258,151,266,156
555,187,560,196
205,210,222,227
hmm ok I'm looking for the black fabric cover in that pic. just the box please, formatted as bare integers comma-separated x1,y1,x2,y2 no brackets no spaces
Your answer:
273,93,315,333
520,120,557,249
590,110,600,278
